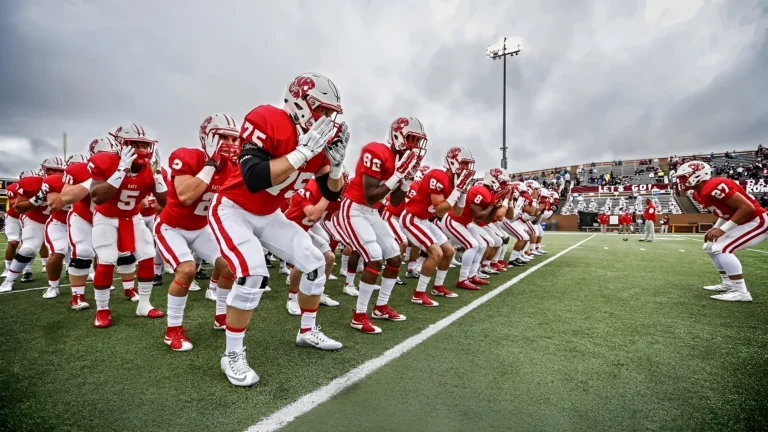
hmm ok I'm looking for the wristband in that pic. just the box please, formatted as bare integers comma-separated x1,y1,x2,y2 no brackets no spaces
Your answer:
400,179,412,192
502,198,509,207
445,189,462,207
286,150,308,170
196,165,215,185
329,164,343,179
457,192,467,207
80,178,93,190
154,174,168,194
720,220,737,233
106,170,126,189
714,218,727,229
384,174,402,190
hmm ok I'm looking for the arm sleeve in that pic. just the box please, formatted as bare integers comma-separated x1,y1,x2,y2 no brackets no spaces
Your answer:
239,142,274,193
316,173,342,201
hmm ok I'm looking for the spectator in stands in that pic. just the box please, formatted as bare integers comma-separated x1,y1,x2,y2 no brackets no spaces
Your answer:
598,211,609,234
591,161,596,168
660,215,670,234
640,198,656,242
710,151,715,159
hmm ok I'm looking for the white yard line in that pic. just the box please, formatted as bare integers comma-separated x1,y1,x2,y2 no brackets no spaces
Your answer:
1,276,122,295
246,234,597,432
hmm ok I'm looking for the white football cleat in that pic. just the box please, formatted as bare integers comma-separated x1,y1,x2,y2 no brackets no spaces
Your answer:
221,348,260,387
164,264,174,274
285,276,290,286
450,257,461,267
42,286,60,299
188,280,201,292
279,267,291,275
328,274,338,280
703,283,731,292
262,286,271,292
711,290,752,302
320,293,339,307
532,250,545,256
1,269,8,278
342,284,359,297
296,326,343,351
537,249,548,254
0,279,13,293
286,298,301,316
205,287,217,301
481,266,499,275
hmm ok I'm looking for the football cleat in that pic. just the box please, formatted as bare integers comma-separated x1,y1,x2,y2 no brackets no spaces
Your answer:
372,304,407,321
342,284,359,297
213,314,226,330
286,299,301,316
328,274,338,280
480,266,499,275
93,309,113,328
405,270,420,279
205,286,217,301
532,250,545,256
42,286,60,299
451,257,461,267
0,279,13,293
164,264,174,274
537,249,548,254
411,291,439,307
221,348,260,387
456,279,481,291
470,276,489,286
296,326,343,351
395,277,405,285
136,304,164,318
189,280,201,292
279,267,291,275
431,285,458,298
350,312,383,334
262,285,272,292
491,263,506,272
20,271,34,282
320,294,340,307
152,275,163,286
70,294,90,310
164,326,193,352
703,283,731,292
195,268,208,280
711,290,752,302
124,288,139,302
1,269,7,278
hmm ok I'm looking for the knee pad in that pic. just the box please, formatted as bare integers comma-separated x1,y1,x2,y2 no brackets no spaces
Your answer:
117,253,136,274
94,264,114,287
13,252,34,263
137,258,153,279
227,275,266,310
299,269,326,296
68,258,93,276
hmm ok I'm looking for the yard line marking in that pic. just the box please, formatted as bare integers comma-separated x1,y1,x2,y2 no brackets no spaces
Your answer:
1,276,121,295
747,248,768,255
246,234,597,432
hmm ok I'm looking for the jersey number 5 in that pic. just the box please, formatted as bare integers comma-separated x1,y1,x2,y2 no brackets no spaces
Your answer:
118,190,141,211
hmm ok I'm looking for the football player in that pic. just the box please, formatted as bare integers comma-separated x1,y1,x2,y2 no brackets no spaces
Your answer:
1,159,65,292
209,73,346,386
89,124,168,327
154,114,239,351
339,117,427,333
42,154,88,299
675,161,767,301
401,147,474,306
502,182,535,267
2,171,34,279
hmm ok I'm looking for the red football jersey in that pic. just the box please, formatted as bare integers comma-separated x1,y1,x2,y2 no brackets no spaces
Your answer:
14,176,49,224
284,178,329,231
89,153,154,218
218,105,330,216
404,169,453,220
452,184,493,226
344,142,397,209
692,177,765,223
643,203,657,221
160,148,232,230
5,183,20,218
44,174,69,224
64,162,95,223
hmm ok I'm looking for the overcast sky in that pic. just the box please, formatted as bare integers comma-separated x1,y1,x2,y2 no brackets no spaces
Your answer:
1,0,766,178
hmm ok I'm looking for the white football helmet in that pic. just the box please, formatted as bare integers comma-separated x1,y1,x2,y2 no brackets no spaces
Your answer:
199,113,240,162
484,168,506,192
387,116,428,155
112,123,156,165
66,154,89,166
444,147,475,175
88,136,117,155
673,161,712,191
40,157,66,177
283,73,343,131
510,181,529,199
19,169,39,179
524,180,541,191
414,164,431,182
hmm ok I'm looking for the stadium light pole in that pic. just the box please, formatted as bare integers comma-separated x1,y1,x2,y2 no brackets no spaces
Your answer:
486,37,522,170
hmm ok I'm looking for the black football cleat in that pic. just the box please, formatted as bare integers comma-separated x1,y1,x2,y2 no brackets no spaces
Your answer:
153,275,163,286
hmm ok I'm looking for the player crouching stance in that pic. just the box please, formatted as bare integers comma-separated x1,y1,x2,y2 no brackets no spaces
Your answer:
675,162,767,302
401,147,475,306
155,114,239,351
340,117,427,334
89,123,167,327
210,73,345,386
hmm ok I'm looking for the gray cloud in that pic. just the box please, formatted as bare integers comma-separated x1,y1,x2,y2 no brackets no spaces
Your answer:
0,0,766,178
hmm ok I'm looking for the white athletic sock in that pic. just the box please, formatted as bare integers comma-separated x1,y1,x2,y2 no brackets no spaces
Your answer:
166,294,188,327
493,247,503,262
24,260,33,272
225,328,245,353
340,255,349,276
123,278,135,291
408,260,416,272
288,291,298,301
48,278,59,288
460,247,477,281
137,281,153,310
300,308,317,332
510,250,521,260
376,277,397,306
345,271,356,287
731,279,748,293
434,269,448,287
5,260,11,270
416,274,431,293
216,287,230,315
154,263,163,276
356,282,375,313
95,288,110,310
71,284,85,295
41,257,48,267
415,256,426,272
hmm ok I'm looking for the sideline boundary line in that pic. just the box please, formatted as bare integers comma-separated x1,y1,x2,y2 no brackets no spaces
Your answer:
246,234,597,432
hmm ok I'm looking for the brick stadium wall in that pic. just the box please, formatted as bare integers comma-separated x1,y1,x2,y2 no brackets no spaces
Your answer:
545,213,718,232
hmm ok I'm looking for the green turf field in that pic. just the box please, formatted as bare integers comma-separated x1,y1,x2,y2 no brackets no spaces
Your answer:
1,232,767,432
